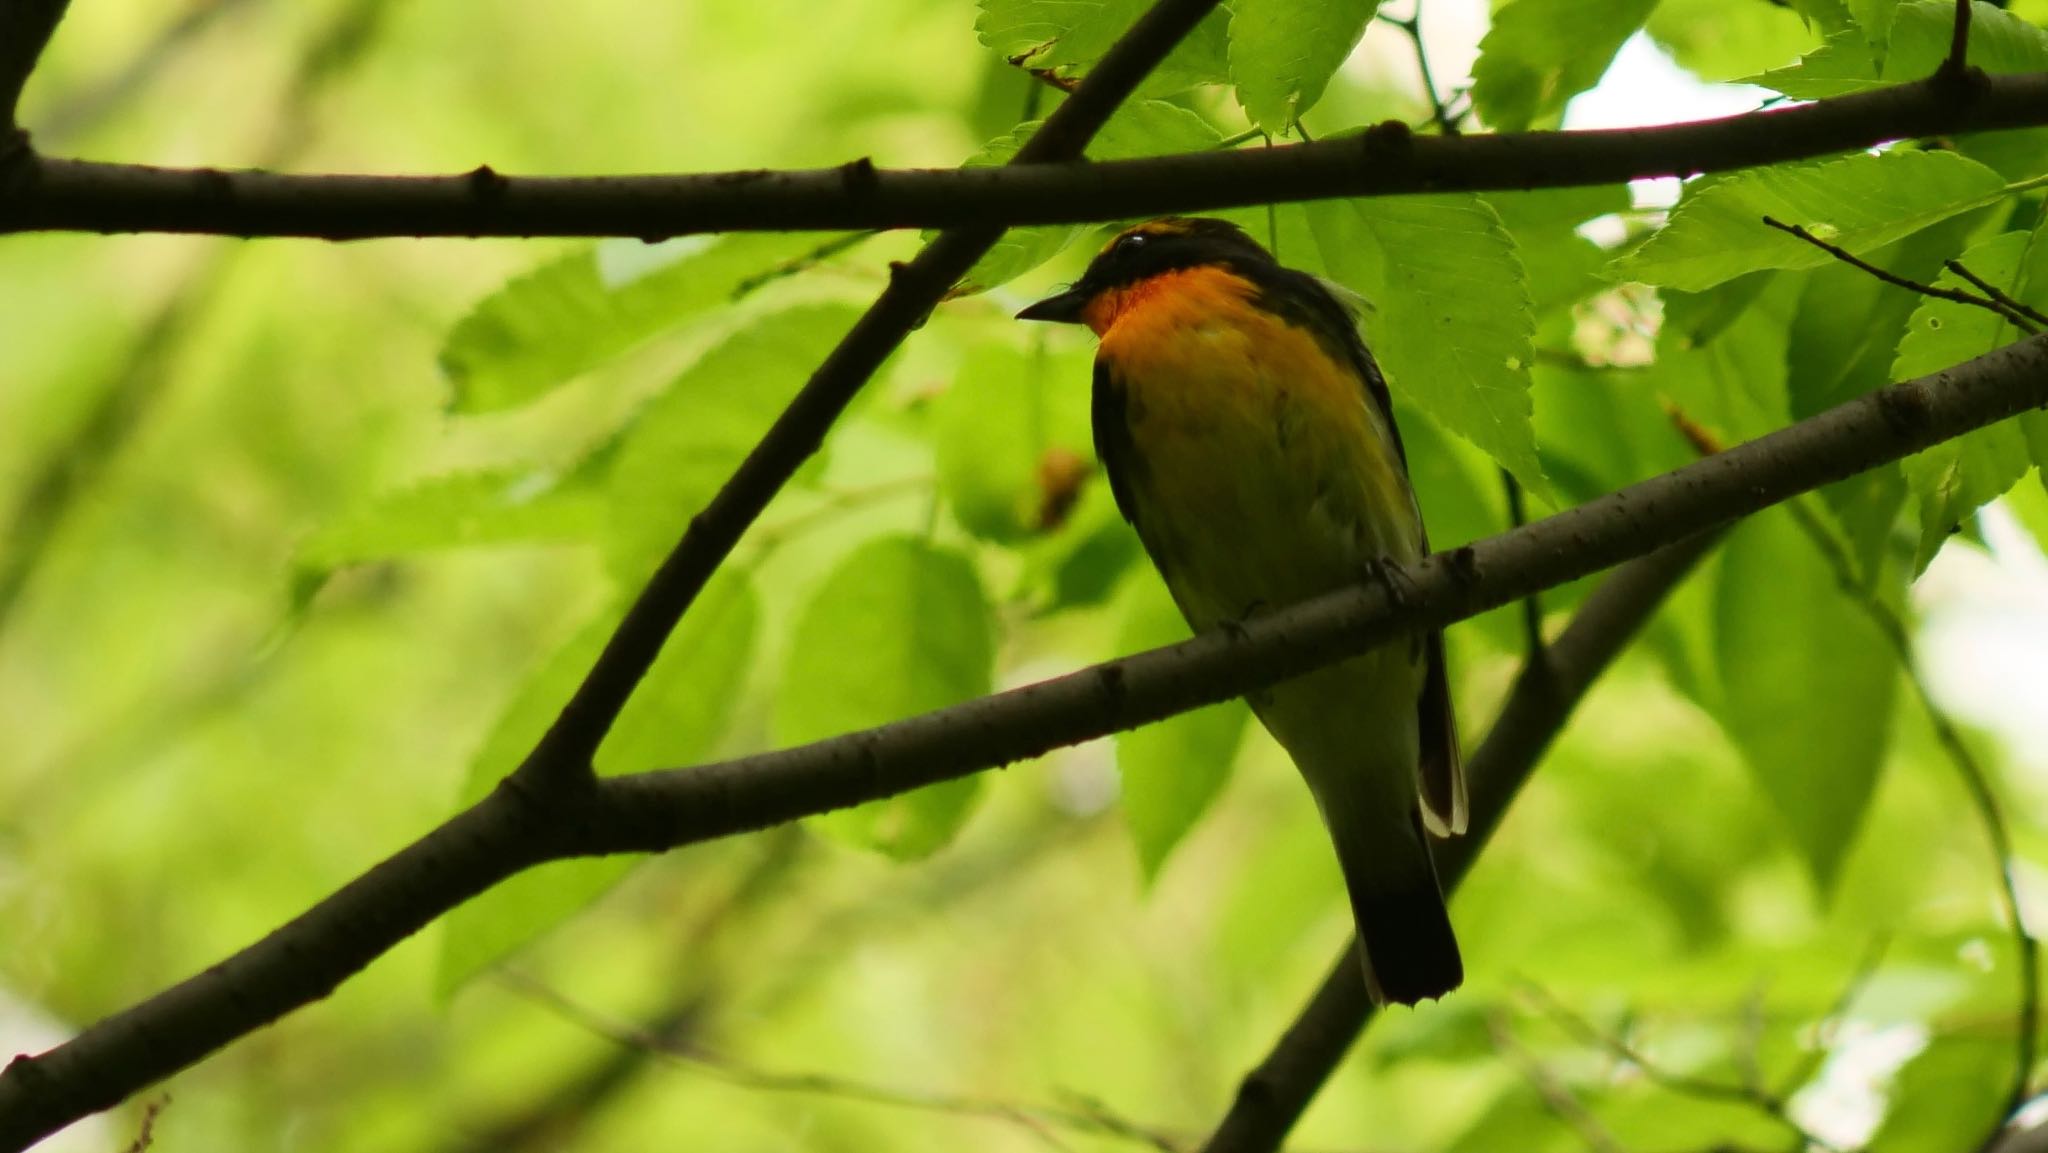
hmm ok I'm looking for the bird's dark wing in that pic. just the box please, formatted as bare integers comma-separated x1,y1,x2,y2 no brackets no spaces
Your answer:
1092,356,1144,529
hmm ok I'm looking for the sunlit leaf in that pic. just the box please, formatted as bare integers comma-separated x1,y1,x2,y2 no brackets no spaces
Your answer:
1470,0,1658,131
1483,185,1633,316
1713,510,1897,890
1891,228,2048,571
439,234,837,414
1748,1,2048,96
1113,572,1249,882
295,468,602,576
1226,0,1377,134
604,303,863,583
1615,150,2009,292
436,571,758,996
1648,0,1827,80
775,537,996,860
1310,194,1548,498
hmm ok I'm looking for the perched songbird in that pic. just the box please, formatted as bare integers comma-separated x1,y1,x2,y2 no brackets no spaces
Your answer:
1018,217,1466,1005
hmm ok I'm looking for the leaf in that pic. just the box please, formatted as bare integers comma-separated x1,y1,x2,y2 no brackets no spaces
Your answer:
1482,185,1633,316
604,303,862,583
1226,0,1377,134
1308,195,1548,497
974,0,1231,93
1614,150,2009,292
1847,0,1899,50
1648,0,1828,81
945,101,1224,294
1891,228,2048,570
437,571,758,996
1113,573,1249,881
1713,510,1897,890
774,537,997,860
1469,0,1659,131
1749,1,2048,96
295,468,602,575
1866,1036,2007,1152
439,234,834,414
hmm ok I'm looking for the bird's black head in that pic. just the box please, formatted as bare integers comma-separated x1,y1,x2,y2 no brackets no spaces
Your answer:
1016,217,1277,324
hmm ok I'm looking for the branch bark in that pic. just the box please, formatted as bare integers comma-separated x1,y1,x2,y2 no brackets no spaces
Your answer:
4,333,2046,1152
0,0,70,132
510,0,1223,790
2,72,2046,238
1199,531,1724,1153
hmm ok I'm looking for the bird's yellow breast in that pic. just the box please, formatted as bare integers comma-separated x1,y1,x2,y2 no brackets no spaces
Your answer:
1093,265,1422,632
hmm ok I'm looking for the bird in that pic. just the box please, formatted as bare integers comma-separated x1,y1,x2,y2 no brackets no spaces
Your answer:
1017,217,1466,1006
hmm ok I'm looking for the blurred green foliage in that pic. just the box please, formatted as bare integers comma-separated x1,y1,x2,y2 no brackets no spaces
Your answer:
5,0,2048,1150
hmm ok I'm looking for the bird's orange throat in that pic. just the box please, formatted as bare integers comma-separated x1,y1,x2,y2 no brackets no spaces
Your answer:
1081,264,1257,337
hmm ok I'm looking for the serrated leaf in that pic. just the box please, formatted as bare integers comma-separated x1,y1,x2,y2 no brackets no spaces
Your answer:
1847,0,1899,49
1226,0,1377,133
1470,0,1659,131
437,571,758,996
1713,510,1897,890
1615,151,2009,292
1891,227,2048,570
1483,185,1633,316
604,303,862,583
974,0,1230,93
1748,1,2048,96
1308,195,1548,498
775,537,996,860
295,469,602,575
1113,573,1248,881
946,101,1224,294
439,234,837,414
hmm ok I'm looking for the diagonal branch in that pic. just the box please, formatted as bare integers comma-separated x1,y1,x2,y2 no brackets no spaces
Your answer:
510,0,1224,790
4,72,2048,238
0,0,70,134
3,334,2047,1151
1199,529,1726,1153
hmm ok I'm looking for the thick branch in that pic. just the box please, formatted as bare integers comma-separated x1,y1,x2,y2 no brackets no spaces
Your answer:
511,0,1222,789
4,335,2047,1150
0,0,70,132
2,72,2046,238
1199,531,1723,1153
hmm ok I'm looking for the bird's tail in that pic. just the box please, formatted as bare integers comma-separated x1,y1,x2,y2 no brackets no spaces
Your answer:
1328,806,1462,1006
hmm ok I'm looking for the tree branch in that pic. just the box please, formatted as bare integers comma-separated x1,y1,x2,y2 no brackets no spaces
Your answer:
3,72,2048,238
4,334,2048,1150
509,0,1223,791
1199,529,1727,1153
0,0,68,136
1946,0,1976,78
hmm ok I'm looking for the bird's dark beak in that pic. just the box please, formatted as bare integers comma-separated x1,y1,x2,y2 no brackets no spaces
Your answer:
1016,287,1091,324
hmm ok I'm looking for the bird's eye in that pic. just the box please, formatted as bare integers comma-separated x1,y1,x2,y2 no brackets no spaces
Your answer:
1114,232,1150,256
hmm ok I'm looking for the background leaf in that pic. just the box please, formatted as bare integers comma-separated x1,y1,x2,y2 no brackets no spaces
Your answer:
1226,0,1377,134
1470,0,1659,131
774,537,997,860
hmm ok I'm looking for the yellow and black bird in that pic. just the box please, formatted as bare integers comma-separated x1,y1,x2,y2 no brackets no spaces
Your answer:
1019,217,1466,1005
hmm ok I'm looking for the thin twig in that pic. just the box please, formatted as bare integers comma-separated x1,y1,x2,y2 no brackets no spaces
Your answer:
1377,4,1462,136
499,971,1183,1152
1946,0,1975,78
1946,259,2048,331
1490,1010,1630,1153
1503,471,1544,655
0,0,71,131
1762,216,2042,335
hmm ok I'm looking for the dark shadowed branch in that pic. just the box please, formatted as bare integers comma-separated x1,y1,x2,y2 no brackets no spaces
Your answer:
0,0,70,130
3,332,2047,1152
507,0,1224,792
4,72,2048,238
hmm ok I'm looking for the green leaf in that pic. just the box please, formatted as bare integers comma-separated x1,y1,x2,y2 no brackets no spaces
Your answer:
1470,0,1658,131
1891,228,2048,570
1615,150,2009,292
1749,1,2048,96
974,0,1230,93
439,234,835,414
295,468,602,575
775,537,996,860
1713,510,1897,890
1867,1036,2008,1152
946,101,1224,294
1847,0,1899,50
1309,195,1548,497
1226,0,1377,134
1648,0,1827,81
437,571,758,996
1113,573,1248,881
1482,185,1633,316
604,303,862,583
